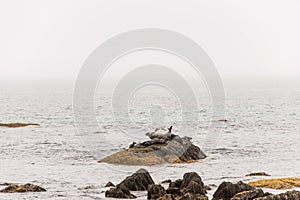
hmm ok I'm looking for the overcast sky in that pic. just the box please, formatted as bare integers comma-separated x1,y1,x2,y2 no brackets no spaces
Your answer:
0,0,300,81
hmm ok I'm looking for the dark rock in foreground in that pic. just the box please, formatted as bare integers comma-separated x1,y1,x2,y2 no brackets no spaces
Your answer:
105,185,136,199
0,183,46,193
148,184,166,200
98,135,206,165
212,181,254,200
117,168,155,191
0,123,40,128
158,172,208,200
254,190,300,200
230,189,265,200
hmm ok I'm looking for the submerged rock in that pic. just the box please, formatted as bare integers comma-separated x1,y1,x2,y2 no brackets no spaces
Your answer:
147,184,166,200
98,135,206,165
0,183,46,193
212,181,254,200
254,190,300,200
105,185,136,199
117,168,155,191
248,177,300,190
0,123,40,128
246,172,271,177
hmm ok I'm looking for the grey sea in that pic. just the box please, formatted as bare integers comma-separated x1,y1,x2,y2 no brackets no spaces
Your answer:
0,78,300,199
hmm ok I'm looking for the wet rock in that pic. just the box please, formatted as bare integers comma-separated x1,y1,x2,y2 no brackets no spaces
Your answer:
0,183,46,193
105,181,115,187
181,172,206,195
148,184,166,200
230,189,265,200
157,194,173,200
169,179,183,188
0,123,40,128
248,177,300,190
178,193,208,200
117,168,155,191
105,185,136,199
212,181,254,200
166,186,181,196
254,190,300,200
161,179,172,184
246,172,271,177
98,135,206,165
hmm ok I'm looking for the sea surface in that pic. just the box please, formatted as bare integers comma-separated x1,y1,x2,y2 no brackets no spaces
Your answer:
0,78,300,199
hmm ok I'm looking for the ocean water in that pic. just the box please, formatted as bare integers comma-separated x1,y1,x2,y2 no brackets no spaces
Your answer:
0,78,300,199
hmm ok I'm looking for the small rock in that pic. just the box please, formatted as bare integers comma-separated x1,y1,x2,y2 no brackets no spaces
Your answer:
157,194,173,200
204,185,212,191
255,190,300,200
147,184,166,200
117,168,155,191
166,186,181,196
161,179,172,184
246,172,271,177
178,193,208,200
0,183,46,193
105,182,115,187
212,181,254,200
230,189,265,200
169,179,183,188
105,185,136,199
83,185,97,190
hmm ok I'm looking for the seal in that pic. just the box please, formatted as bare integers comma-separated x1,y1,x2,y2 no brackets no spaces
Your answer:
145,126,173,140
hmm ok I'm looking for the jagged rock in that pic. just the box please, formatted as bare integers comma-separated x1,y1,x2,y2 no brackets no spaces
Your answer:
230,189,265,200
212,181,254,200
246,172,271,177
98,135,206,165
169,179,183,188
178,193,208,200
157,194,173,200
166,186,181,196
105,185,136,199
254,190,300,200
148,184,166,200
248,177,300,190
0,183,46,193
105,181,115,187
117,168,155,191
0,123,40,128
181,172,206,195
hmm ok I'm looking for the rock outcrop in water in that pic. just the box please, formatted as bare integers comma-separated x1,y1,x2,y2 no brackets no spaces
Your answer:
248,177,300,190
0,183,46,193
98,134,206,165
0,123,40,128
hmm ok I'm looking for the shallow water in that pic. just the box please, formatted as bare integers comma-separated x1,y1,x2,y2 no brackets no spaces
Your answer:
0,79,300,199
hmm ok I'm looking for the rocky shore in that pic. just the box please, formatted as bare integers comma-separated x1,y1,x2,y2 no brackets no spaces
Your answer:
104,169,300,200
